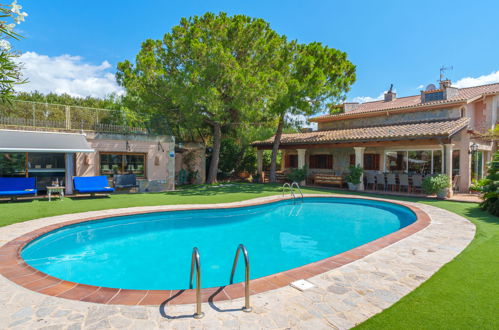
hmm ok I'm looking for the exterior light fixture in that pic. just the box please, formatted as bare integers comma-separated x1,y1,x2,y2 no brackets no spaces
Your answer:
469,142,478,154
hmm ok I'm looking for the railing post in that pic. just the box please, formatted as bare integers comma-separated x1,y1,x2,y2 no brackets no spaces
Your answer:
230,244,252,313
189,247,204,319
65,106,71,130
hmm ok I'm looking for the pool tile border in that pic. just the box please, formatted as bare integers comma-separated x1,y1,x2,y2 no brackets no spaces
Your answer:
0,195,430,306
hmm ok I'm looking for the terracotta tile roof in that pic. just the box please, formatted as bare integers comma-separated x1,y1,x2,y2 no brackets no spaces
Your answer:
311,82,499,122
252,117,469,147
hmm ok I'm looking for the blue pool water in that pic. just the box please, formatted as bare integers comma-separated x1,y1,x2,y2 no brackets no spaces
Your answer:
21,197,416,290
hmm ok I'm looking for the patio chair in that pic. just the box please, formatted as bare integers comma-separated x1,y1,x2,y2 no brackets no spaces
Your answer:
73,175,115,196
399,174,409,193
375,173,386,191
386,173,397,191
0,177,37,201
411,174,423,194
365,172,376,190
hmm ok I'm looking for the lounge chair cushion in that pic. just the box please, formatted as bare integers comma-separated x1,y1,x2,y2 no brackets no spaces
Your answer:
73,176,115,193
0,177,37,196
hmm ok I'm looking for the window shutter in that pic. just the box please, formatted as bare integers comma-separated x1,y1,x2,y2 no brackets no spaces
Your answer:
309,155,316,169
285,155,290,168
327,155,333,169
349,154,355,166
373,154,380,170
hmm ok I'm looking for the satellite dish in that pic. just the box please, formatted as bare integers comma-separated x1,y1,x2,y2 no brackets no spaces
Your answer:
426,84,436,91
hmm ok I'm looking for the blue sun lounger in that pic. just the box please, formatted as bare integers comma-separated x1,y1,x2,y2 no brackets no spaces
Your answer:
73,176,114,196
0,177,37,201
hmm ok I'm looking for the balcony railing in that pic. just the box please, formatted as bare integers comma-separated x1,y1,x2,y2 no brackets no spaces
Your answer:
0,100,149,135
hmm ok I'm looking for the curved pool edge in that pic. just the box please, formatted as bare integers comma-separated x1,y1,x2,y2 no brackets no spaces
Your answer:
0,194,430,306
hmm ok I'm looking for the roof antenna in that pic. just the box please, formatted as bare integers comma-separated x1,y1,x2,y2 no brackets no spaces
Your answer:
439,65,453,82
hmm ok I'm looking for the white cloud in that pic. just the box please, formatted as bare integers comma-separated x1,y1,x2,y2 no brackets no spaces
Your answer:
452,70,499,88
14,51,124,98
351,92,384,103
416,84,424,89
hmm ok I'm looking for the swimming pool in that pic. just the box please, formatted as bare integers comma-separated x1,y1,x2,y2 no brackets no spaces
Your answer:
21,197,416,290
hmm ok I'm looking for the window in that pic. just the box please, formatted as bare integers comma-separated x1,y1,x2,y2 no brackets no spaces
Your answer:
285,154,298,168
100,153,146,177
386,150,443,174
408,151,432,175
0,153,26,177
386,151,407,173
471,151,483,180
309,154,333,169
364,154,380,171
28,153,65,171
433,150,442,174
349,154,380,170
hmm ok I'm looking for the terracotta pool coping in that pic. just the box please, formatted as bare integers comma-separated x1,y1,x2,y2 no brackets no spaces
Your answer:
0,195,430,306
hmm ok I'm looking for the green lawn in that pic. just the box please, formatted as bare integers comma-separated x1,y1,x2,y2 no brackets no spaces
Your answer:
0,183,497,329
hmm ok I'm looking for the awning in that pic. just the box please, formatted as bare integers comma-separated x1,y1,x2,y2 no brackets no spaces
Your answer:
0,130,94,153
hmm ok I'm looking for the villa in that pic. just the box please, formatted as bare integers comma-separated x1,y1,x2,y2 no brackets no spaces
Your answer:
253,80,499,195
0,101,177,195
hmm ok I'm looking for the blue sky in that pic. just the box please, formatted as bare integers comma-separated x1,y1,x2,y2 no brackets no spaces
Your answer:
12,0,499,101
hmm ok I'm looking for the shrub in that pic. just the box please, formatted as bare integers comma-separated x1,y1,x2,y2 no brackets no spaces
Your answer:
286,166,307,183
422,174,451,195
346,165,363,184
476,152,499,216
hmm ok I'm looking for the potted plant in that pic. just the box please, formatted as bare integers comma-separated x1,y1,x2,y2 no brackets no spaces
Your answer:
422,174,451,199
346,165,363,190
286,166,308,185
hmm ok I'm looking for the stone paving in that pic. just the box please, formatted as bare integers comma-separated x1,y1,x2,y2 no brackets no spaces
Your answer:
0,195,475,329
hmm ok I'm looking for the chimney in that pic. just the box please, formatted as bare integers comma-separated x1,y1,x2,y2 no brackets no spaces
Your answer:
439,79,452,89
439,79,458,99
384,84,396,102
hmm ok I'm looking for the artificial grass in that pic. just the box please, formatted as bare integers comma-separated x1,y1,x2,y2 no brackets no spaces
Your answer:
0,183,497,329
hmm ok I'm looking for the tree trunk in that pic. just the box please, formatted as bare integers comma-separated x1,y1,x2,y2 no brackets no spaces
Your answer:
269,114,285,183
207,122,222,184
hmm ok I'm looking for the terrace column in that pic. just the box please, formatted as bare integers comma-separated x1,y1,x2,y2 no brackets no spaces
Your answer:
65,153,74,195
257,149,263,178
297,148,307,185
444,144,453,197
354,147,365,191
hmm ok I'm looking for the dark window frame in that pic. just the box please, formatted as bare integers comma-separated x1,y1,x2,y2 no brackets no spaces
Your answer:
99,152,147,178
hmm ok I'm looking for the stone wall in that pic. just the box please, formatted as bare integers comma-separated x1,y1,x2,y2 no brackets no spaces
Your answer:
319,108,461,130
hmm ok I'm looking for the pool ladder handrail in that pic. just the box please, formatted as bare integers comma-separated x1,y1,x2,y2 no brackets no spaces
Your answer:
291,181,304,200
229,244,252,312
282,182,296,199
189,247,204,319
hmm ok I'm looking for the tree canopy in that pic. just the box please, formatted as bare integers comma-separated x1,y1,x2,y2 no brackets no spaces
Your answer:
117,12,288,183
117,12,356,183
267,41,356,181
